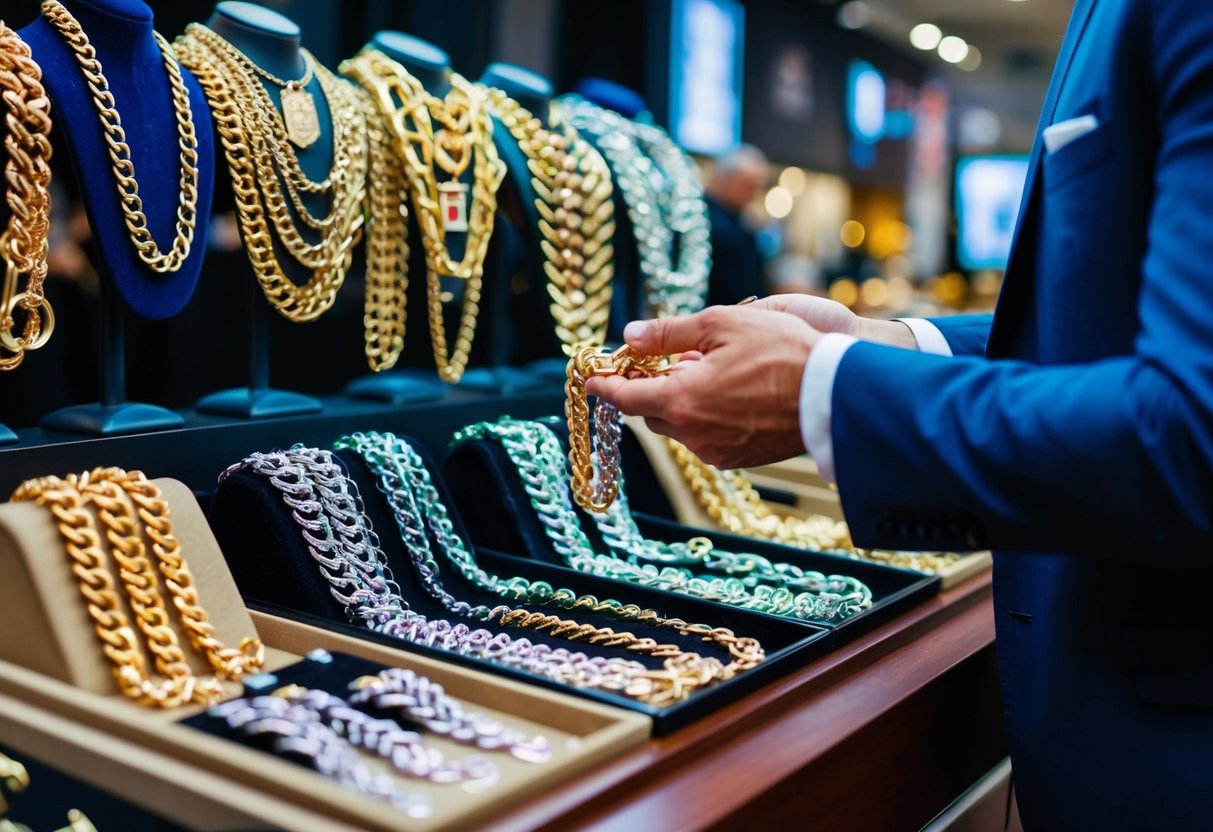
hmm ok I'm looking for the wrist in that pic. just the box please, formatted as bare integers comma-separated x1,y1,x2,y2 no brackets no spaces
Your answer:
856,318,918,349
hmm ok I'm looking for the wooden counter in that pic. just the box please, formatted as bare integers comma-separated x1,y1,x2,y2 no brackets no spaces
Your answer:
488,571,1002,832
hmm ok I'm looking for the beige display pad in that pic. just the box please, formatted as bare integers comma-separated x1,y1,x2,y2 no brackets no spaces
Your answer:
0,478,649,831
625,419,992,590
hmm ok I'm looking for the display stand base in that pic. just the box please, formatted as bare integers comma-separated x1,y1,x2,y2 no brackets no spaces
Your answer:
0,424,16,445
195,387,322,419
460,366,550,394
344,370,448,405
41,403,184,436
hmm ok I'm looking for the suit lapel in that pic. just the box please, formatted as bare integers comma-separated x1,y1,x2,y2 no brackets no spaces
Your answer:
987,0,1098,356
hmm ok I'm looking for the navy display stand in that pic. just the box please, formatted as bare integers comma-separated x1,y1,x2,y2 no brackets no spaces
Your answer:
192,2,326,419
41,277,184,436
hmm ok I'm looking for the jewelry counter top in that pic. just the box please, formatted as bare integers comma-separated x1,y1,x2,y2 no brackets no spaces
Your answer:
485,569,1001,832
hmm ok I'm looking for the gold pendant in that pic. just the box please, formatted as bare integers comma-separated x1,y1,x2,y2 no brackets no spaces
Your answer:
281,83,320,149
438,181,469,232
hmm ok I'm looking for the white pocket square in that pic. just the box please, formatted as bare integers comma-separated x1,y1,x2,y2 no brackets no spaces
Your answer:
1043,114,1100,154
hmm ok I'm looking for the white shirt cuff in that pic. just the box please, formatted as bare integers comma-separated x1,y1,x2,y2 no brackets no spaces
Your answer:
799,333,858,485
893,318,953,356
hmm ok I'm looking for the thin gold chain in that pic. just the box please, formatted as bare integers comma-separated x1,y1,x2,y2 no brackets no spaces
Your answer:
0,21,54,371
482,87,616,355
342,49,505,382
40,0,199,275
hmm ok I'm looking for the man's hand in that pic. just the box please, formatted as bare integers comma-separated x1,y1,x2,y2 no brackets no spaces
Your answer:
586,306,820,468
750,294,918,349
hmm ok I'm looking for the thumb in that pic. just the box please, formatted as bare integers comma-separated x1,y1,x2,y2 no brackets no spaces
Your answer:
623,312,714,355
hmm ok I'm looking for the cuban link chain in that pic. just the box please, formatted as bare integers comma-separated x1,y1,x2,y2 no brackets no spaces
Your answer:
0,20,54,371
551,94,710,318
41,0,199,274
173,27,367,322
341,49,505,382
481,86,615,354
456,419,875,623
10,476,222,706
222,448,715,706
335,431,763,675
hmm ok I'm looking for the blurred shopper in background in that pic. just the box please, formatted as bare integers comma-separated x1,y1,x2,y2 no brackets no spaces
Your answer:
704,144,769,306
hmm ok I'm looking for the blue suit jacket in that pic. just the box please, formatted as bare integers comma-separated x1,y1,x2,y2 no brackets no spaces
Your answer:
832,0,1213,827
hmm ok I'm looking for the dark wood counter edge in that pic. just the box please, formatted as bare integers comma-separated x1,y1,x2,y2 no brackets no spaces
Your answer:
486,570,997,832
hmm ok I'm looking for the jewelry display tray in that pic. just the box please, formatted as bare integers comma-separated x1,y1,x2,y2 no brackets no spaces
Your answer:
442,432,940,728
0,613,648,832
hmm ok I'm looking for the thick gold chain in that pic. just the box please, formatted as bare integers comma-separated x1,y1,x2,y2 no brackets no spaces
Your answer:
41,0,199,275
77,468,265,679
342,49,504,382
173,30,365,322
0,21,54,371
665,440,962,571
360,89,410,372
566,345,671,512
10,476,218,707
482,87,616,355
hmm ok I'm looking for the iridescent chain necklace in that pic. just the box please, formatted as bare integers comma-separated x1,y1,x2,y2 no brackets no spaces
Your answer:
222,448,710,705
455,419,874,623
551,95,710,318
335,431,764,674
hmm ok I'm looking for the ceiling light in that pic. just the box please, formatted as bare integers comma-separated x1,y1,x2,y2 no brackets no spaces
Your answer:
938,36,970,64
778,166,808,195
909,23,942,51
765,186,794,219
958,45,983,71
837,1,872,30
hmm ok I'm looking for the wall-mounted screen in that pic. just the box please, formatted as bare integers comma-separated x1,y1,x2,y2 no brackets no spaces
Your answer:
669,0,745,155
955,154,1030,270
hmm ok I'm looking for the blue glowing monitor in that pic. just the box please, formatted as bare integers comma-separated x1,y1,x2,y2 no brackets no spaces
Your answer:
669,0,745,155
955,154,1030,270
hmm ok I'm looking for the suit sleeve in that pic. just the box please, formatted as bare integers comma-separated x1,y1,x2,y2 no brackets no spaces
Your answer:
833,0,1213,562
924,314,993,357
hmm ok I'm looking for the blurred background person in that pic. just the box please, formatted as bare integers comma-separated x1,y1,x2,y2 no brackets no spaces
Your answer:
704,144,770,306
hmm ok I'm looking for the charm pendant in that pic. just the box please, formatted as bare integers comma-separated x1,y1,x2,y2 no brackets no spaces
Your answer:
281,83,320,149
438,181,469,232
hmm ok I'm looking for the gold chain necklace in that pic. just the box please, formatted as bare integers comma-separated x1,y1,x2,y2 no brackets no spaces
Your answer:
342,49,505,382
41,0,199,275
482,87,616,355
10,476,221,707
0,21,54,371
665,439,962,572
173,27,367,322
360,90,410,371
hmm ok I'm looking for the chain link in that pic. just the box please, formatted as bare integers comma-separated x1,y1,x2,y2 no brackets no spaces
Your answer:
482,87,616,354
173,27,366,322
41,0,199,274
456,418,875,623
0,21,54,370
341,49,505,382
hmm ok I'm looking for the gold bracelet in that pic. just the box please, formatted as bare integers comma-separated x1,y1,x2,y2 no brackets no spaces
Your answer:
41,0,199,274
173,26,367,322
341,49,505,382
566,345,671,512
481,87,615,355
0,20,54,371
10,476,219,707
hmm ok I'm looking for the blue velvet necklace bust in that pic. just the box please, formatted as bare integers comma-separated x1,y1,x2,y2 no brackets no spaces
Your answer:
20,0,214,320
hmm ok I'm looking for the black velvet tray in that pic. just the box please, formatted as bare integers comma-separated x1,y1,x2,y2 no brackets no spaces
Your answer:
207,437,829,733
443,421,940,653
